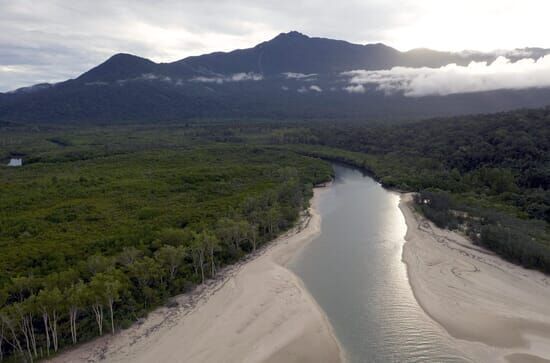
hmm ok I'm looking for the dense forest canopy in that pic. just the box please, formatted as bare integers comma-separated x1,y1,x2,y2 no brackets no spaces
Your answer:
0,127,332,361
0,106,549,361
270,108,550,271
306,108,550,220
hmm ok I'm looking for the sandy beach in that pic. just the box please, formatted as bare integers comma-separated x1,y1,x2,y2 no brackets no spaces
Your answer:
49,188,343,363
400,193,550,363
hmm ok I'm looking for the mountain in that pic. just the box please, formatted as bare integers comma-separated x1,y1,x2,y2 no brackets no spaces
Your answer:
1,31,550,123
172,31,404,75
78,53,158,82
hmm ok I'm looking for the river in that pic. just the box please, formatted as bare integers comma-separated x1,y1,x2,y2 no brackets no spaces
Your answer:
290,164,473,362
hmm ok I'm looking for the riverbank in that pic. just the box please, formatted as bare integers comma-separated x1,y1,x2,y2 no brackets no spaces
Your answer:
48,187,343,363
400,193,550,363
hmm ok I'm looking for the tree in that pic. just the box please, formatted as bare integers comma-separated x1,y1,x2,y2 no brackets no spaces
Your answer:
117,247,142,267
157,228,189,247
190,234,207,284
127,258,163,307
86,255,114,276
0,306,24,362
198,231,220,277
36,287,63,353
86,280,104,336
216,218,249,251
66,281,86,344
44,269,79,292
235,220,251,250
248,224,259,252
265,206,282,235
12,299,37,361
35,291,50,356
154,245,188,280
10,276,39,303
0,290,6,362
89,272,124,335
104,275,123,335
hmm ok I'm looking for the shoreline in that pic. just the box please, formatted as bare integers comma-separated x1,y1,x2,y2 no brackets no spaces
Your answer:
399,193,550,363
49,187,343,363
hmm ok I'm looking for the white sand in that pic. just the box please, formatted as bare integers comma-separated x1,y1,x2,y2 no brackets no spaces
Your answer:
49,188,343,363
400,193,550,363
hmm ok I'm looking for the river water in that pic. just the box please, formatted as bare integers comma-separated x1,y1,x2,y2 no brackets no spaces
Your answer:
290,164,473,362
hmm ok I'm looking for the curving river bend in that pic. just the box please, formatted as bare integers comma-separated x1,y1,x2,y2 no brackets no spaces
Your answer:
290,164,473,362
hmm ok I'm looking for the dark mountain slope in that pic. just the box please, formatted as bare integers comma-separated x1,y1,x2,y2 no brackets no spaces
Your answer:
173,31,403,75
78,53,158,82
2,31,550,123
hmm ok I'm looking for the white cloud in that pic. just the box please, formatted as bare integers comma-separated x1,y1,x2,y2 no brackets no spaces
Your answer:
190,76,224,84
343,84,365,93
296,85,323,93
2,0,550,91
190,72,263,84
230,72,263,81
113,73,175,85
342,56,550,97
283,72,317,79
140,73,173,82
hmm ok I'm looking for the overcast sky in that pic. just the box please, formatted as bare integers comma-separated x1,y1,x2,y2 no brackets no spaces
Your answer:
2,0,550,91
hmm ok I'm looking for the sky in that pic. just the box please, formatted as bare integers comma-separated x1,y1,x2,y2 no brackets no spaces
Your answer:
2,0,550,92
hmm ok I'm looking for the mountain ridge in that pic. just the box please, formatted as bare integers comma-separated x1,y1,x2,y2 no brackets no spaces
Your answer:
2,31,550,123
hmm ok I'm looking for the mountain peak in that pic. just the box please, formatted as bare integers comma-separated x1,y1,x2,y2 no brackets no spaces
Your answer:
272,31,309,41
78,53,157,82
103,53,155,66
108,52,144,60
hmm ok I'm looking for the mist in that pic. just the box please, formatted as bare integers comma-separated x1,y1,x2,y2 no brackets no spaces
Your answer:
342,56,550,96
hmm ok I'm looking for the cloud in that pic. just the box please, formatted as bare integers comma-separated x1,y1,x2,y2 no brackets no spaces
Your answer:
342,56,550,97
112,73,175,85
230,72,263,81
0,0,427,91
343,84,365,93
140,73,172,82
2,1,550,91
190,76,224,84
190,72,263,84
282,72,317,79
296,85,323,93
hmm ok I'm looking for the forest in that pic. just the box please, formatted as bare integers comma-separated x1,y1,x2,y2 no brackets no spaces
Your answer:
0,128,332,362
0,106,549,361
267,108,550,272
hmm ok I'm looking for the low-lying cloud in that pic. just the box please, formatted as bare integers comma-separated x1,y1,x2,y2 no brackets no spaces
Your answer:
342,56,550,96
297,85,322,93
190,72,263,84
343,84,365,94
282,72,317,80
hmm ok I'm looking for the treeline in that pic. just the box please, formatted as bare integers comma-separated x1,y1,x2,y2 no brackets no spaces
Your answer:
303,108,550,223
415,190,550,273
0,165,324,362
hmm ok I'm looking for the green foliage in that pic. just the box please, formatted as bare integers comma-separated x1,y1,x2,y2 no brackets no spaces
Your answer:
279,109,549,273
2,108,548,359
0,128,331,360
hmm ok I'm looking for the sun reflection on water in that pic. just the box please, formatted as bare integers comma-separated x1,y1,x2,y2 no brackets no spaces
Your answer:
290,165,471,362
